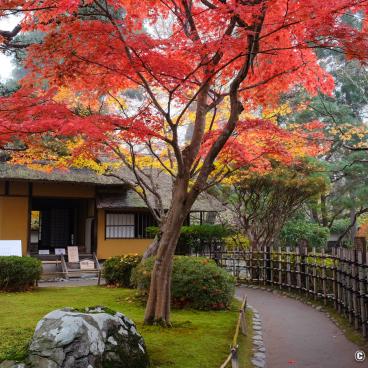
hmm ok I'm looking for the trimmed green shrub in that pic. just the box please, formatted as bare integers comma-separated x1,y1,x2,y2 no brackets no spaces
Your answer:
132,256,235,310
146,224,230,253
103,254,142,288
0,256,42,291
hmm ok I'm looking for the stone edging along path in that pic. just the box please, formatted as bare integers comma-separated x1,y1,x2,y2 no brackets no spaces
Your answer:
248,304,267,368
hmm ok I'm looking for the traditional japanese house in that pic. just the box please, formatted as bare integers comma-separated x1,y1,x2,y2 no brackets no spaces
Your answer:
0,164,223,260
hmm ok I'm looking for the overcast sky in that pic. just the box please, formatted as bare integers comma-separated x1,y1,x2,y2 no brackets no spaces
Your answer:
0,16,21,81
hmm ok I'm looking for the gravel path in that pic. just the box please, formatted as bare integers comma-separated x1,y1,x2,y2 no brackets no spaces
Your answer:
236,286,367,368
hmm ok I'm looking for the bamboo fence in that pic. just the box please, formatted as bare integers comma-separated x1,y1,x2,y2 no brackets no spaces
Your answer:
204,246,368,338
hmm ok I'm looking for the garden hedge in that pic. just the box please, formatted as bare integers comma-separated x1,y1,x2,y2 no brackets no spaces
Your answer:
0,256,42,291
103,254,142,288
132,256,235,310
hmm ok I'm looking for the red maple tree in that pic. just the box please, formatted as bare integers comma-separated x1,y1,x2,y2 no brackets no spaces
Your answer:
0,0,368,325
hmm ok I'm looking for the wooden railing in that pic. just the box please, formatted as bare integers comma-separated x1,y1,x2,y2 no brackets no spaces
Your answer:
202,246,368,338
220,295,247,368
93,252,102,285
60,255,69,279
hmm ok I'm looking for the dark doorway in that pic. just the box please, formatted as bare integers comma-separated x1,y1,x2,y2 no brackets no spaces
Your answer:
30,197,95,254
39,208,73,248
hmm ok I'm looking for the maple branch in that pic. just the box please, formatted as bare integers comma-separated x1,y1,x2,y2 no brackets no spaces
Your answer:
0,24,21,40
103,142,164,222
146,140,176,178
190,1,267,195
93,0,186,171
336,206,368,245
180,15,240,172
200,0,217,9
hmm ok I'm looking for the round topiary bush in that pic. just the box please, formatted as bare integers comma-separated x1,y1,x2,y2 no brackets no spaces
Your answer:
132,256,235,310
0,256,42,291
103,254,142,288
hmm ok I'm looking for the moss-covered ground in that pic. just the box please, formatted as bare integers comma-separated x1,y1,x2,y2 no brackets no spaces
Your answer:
0,286,252,367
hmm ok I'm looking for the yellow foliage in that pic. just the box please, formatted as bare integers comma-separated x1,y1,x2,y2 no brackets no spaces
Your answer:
263,103,292,122
224,233,250,250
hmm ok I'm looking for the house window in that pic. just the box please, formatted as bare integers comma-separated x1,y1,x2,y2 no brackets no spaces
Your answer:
106,213,135,239
189,211,217,225
105,212,157,239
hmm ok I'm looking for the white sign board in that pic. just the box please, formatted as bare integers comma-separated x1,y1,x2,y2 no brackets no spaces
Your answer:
80,259,95,270
55,248,66,255
38,249,50,255
67,246,79,263
0,240,22,256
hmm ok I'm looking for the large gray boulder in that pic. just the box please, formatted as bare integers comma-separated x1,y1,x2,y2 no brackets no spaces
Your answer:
0,362,26,368
27,307,149,368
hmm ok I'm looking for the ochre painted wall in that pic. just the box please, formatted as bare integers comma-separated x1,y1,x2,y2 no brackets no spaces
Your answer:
97,209,152,259
33,183,95,198
0,196,29,255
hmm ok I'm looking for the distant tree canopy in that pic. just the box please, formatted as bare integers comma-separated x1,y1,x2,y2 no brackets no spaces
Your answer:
222,160,327,249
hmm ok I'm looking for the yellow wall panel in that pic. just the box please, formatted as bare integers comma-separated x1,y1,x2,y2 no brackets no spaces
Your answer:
0,196,29,255
97,209,152,259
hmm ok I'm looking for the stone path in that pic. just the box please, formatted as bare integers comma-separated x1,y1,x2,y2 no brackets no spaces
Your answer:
236,286,367,368
38,278,105,288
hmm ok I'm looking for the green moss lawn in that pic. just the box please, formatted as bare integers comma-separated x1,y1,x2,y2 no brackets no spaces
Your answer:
0,286,252,367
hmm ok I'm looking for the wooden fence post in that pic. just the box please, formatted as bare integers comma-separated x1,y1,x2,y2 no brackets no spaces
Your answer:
257,248,261,285
332,247,338,310
321,249,327,305
249,248,253,283
341,248,349,321
337,247,343,314
269,246,274,286
296,246,301,293
352,249,359,330
312,247,317,301
263,246,267,285
240,309,247,336
278,246,282,289
347,249,353,324
304,246,309,296
286,246,291,292
231,347,239,368
358,250,367,337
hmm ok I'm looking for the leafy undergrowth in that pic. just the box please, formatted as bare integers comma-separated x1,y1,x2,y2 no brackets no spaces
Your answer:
0,286,252,368
238,309,254,368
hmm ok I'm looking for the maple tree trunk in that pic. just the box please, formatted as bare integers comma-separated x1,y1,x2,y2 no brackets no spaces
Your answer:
142,235,160,260
144,181,193,325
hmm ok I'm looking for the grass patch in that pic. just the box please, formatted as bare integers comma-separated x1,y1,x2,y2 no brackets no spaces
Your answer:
0,286,253,367
238,309,253,367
